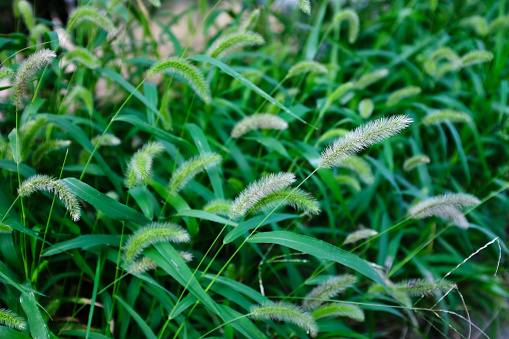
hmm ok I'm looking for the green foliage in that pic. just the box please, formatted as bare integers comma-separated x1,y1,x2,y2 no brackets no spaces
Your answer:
0,1,507,337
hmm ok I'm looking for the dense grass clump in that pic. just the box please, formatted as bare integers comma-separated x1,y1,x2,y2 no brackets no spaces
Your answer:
0,0,507,338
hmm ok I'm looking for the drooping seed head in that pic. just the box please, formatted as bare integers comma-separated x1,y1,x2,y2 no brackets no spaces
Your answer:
203,199,232,217
231,114,288,138
231,172,296,219
403,154,430,171
286,61,327,79
64,48,99,69
124,141,165,188
303,275,357,310
11,49,57,106
343,229,378,245
318,115,413,169
68,6,116,33
386,86,421,106
422,109,471,125
337,156,374,184
250,301,318,337
207,31,265,59
148,57,211,104
354,69,389,89
248,187,321,216
296,0,311,15
0,308,27,331
311,303,365,321
358,99,374,119
169,152,222,195
123,222,190,262
332,9,360,43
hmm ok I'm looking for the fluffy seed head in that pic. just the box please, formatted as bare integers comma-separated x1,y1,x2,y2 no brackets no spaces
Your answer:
127,256,158,274
319,115,413,169
11,49,56,106
148,57,211,104
422,109,471,125
178,251,194,262
337,156,374,184
239,9,261,32
203,199,232,217
231,114,288,138
123,222,190,262
460,50,494,67
358,99,374,119
32,139,71,167
124,141,164,188
394,279,454,296
207,31,265,59
344,229,378,245
489,15,509,34
403,154,430,171
248,187,321,216
333,9,360,43
336,175,361,192
231,172,296,219
0,222,13,234
386,86,421,106
409,193,480,229
169,152,222,195
311,303,365,321
460,16,488,36
64,48,99,69
68,7,116,33
354,69,389,89
18,175,81,221
326,82,354,107
18,0,34,30
0,68,14,81
0,308,27,331
296,0,311,15
286,61,327,79
250,302,318,337
91,134,121,147
303,275,357,310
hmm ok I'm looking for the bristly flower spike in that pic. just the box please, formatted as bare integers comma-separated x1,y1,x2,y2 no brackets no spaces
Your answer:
250,302,318,337
319,115,413,169
206,31,264,59
303,275,357,310
11,49,56,106
231,172,296,219
124,141,164,188
168,152,222,195
403,154,430,171
285,61,328,79
18,175,81,221
0,308,27,331
344,229,378,245
332,9,360,43
148,57,211,104
312,303,365,321
409,193,480,229
231,114,288,138
67,6,116,33
123,222,190,262
296,0,311,15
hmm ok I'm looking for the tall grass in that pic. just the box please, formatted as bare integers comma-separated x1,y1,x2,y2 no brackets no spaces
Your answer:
0,0,507,338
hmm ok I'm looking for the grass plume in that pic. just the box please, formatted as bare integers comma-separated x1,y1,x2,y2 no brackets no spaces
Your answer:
231,172,296,219
248,187,320,216
11,49,56,106
386,86,421,106
231,114,288,138
303,275,357,310
18,174,81,221
148,57,211,103
64,48,99,69
68,6,116,33
124,141,165,188
123,222,190,262
344,229,378,245
332,9,360,43
422,109,471,125
207,31,264,59
403,154,430,171
0,308,27,331
250,301,318,337
358,99,374,119
203,199,232,217
319,115,413,169
168,152,222,195
312,303,365,321
409,193,480,229
286,61,327,79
